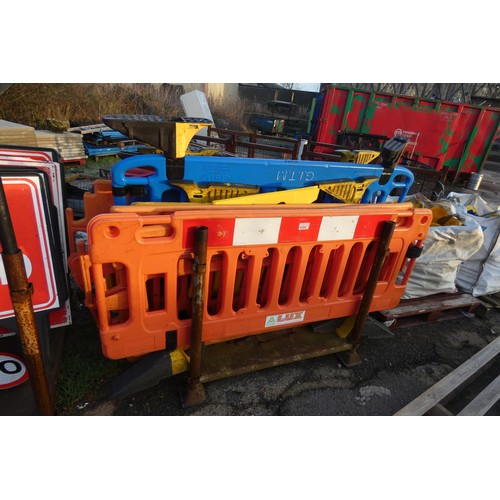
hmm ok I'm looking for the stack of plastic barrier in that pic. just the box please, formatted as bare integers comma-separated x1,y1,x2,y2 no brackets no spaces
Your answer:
69,203,432,359
66,118,428,362
65,157,415,254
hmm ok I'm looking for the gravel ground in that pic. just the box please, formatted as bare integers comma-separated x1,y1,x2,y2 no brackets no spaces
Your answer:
66,304,500,417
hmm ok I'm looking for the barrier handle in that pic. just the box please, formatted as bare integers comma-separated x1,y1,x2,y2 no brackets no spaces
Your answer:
111,154,166,186
0,178,54,416
111,154,168,205
349,220,396,345
183,225,208,406
362,168,414,203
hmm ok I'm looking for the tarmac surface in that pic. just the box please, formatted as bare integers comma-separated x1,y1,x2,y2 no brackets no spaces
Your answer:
80,307,498,416
1,163,500,417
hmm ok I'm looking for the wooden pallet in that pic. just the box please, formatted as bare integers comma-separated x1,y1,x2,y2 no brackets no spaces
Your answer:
479,292,500,309
60,157,87,167
371,292,484,329
395,335,500,416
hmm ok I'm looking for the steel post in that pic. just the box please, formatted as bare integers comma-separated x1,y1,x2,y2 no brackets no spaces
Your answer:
182,225,208,407
338,220,396,367
0,178,54,415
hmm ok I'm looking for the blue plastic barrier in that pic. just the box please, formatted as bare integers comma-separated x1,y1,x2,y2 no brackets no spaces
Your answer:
111,154,414,205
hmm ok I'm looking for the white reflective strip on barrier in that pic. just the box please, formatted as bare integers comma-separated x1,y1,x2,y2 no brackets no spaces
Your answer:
318,215,359,241
233,217,282,246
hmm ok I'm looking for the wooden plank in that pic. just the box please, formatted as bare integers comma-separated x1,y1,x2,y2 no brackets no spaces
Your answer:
457,374,500,416
395,336,500,416
424,403,454,416
380,294,481,319
382,309,477,329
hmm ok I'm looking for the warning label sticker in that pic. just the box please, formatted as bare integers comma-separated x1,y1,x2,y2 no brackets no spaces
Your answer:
265,311,305,328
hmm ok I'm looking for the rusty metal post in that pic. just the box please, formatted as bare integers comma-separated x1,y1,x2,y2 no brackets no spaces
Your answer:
248,132,257,158
206,126,212,147
227,132,236,154
182,225,208,407
338,220,396,367
0,178,54,415
292,137,301,160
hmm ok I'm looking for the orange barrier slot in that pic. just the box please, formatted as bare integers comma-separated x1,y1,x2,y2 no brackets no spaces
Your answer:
78,204,432,359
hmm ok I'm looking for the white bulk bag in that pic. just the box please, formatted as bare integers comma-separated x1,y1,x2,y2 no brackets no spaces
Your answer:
403,213,484,299
448,192,500,297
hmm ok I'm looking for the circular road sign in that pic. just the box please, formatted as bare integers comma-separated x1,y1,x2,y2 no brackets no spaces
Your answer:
0,352,29,389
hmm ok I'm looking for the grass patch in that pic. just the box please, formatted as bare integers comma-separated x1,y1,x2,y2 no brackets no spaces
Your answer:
63,155,121,182
55,348,125,415
55,298,127,414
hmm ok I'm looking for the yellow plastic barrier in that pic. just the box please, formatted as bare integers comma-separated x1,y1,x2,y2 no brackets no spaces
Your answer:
212,186,321,205
212,179,379,205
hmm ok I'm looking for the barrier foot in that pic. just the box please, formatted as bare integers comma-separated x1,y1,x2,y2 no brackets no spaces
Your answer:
181,379,207,407
336,349,362,368
111,350,177,400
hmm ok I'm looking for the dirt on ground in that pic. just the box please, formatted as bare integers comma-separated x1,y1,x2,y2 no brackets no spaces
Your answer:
58,299,500,417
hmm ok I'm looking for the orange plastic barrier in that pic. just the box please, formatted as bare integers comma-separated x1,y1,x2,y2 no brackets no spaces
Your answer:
65,180,115,254
76,203,431,359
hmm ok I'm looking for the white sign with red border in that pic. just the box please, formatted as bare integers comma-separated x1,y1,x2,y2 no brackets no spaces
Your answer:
0,158,67,269
0,176,60,319
0,150,72,329
0,352,29,389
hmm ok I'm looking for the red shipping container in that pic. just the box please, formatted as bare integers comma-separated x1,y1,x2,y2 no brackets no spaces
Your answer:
314,85,500,178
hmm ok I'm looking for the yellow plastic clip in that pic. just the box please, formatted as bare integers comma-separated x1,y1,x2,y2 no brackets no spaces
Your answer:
337,150,380,164
335,316,356,339
170,181,260,203
318,177,378,203
170,348,190,375
354,150,380,164
186,143,226,156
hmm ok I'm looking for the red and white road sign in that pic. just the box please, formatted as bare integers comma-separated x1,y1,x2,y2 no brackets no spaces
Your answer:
0,352,29,389
0,151,72,329
0,147,54,162
0,176,60,320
